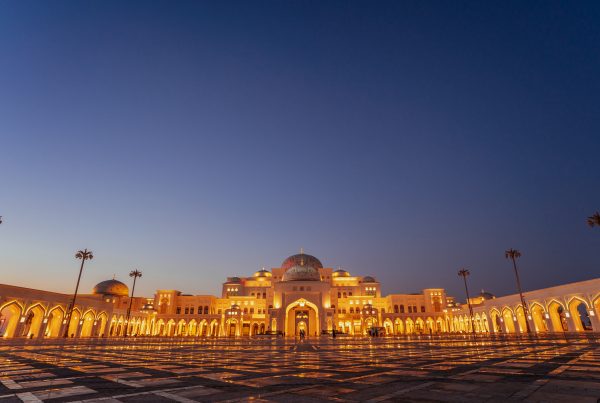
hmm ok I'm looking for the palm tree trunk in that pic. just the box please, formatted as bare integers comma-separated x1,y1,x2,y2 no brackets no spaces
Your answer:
511,257,531,333
64,259,86,338
462,275,475,334
125,277,137,337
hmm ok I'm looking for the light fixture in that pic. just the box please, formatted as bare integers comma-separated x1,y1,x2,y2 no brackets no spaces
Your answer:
565,312,571,318
544,313,550,319
590,310,595,317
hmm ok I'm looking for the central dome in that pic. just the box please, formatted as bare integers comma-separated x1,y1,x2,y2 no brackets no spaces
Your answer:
282,264,321,281
281,254,323,270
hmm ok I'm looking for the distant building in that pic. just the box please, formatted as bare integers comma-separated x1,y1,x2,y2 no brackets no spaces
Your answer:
1,252,599,338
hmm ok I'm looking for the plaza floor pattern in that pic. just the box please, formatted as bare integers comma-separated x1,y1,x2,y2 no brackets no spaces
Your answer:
1,334,599,402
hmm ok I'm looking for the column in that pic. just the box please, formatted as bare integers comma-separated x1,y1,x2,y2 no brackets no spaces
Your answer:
589,311,600,332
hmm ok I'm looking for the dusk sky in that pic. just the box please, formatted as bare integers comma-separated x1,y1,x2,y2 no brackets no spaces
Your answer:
1,1,599,300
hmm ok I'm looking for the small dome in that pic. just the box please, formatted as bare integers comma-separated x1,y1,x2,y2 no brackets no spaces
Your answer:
253,269,272,278
282,264,321,281
362,276,377,283
479,290,495,300
227,277,241,283
332,269,350,277
282,254,323,270
93,279,129,297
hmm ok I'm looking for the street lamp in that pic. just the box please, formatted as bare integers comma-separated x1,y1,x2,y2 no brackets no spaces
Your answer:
457,268,475,334
63,249,93,338
505,248,531,334
125,269,143,337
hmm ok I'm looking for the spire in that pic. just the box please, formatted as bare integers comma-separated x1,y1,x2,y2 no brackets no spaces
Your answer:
300,247,305,266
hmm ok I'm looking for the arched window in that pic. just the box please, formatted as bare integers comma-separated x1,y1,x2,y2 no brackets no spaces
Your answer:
250,308,254,314
350,307,354,314
421,306,425,313
343,292,347,298
394,305,399,313
243,308,248,314
204,306,209,314
262,292,266,298
400,305,405,313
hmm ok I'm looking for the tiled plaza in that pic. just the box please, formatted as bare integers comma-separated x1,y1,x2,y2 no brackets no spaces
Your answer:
1,334,599,402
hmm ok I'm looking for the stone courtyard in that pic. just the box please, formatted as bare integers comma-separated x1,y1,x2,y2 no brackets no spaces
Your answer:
0,334,599,402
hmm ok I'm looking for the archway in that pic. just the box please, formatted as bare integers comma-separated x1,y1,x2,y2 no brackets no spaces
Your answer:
45,306,64,338
80,310,95,337
188,320,198,336
209,319,219,337
436,317,444,332
568,298,592,332
383,319,393,335
67,309,81,338
489,310,501,333
515,306,528,333
502,308,516,333
96,313,108,337
23,304,45,338
285,299,319,337
394,318,404,334
548,301,568,332
252,323,259,336
480,314,490,333
166,320,176,336
415,318,425,333
530,303,547,332
405,318,414,334
0,301,23,338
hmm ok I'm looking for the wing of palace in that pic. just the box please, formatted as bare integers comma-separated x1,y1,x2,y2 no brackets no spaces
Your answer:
1,253,599,338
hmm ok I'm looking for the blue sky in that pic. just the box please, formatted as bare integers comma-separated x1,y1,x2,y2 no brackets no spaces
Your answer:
1,1,599,300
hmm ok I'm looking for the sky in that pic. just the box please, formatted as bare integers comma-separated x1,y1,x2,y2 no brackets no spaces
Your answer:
1,1,599,301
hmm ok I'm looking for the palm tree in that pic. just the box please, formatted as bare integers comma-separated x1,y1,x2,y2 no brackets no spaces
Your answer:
0,216,3,224
458,268,475,334
505,248,531,334
125,269,143,337
587,211,600,227
63,249,94,338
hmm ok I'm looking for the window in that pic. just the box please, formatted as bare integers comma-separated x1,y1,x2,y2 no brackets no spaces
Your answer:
413,305,417,312
243,308,248,314
250,308,254,314
190,307,194,315
184,307,189,314
176,307,181,315
408,306,412,313
350,307,354,314
198,306,203,314
268,305,273,309
262,292,266,298
338,292,341,298
218,309,222,314
251,292,255,297
348,292,352,296
400,305,405,313
204,306,209,314
381,308,385,313
421,306,425,313
394,305,399,313
343,292,347,298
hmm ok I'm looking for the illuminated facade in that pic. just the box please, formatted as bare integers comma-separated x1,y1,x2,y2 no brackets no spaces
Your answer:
1,253,599,338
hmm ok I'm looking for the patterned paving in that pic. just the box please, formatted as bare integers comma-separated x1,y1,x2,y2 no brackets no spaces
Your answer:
1,334,599,402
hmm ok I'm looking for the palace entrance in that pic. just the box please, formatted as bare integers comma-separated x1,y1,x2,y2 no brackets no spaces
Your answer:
285,299,319,337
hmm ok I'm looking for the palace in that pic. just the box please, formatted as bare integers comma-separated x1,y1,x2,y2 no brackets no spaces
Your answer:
1,252,599,338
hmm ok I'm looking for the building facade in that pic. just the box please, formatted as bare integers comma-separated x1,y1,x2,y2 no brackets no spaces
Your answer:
1,252,599,338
